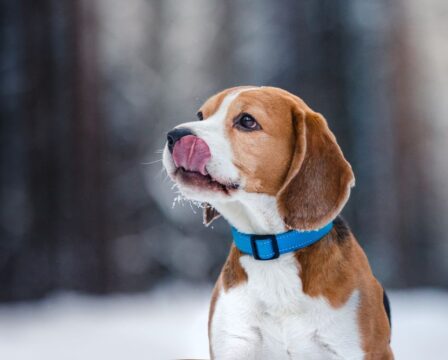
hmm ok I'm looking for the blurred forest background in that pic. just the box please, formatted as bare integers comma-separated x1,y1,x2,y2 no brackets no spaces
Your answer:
1,0,448,302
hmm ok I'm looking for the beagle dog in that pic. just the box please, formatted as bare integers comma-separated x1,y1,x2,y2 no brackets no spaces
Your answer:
163,86,393,359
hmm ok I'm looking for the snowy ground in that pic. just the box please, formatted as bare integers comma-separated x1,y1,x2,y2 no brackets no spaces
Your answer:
0,283,447,360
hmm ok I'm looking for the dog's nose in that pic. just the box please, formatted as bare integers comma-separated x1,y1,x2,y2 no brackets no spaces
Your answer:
167,128,194,153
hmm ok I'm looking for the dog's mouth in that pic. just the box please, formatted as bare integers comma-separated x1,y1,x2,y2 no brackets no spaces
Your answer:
174,167,239,194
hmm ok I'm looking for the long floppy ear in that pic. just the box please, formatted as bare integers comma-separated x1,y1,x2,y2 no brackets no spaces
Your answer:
203,203,221,226
277,109,355,230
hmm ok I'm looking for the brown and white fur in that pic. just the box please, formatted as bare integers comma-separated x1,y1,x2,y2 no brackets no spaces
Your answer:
162,86,393,359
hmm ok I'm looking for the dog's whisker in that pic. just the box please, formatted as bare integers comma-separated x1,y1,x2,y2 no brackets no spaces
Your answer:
172,194,183,208
141,159,163,165
160,169,170,182
171,192,191,209
153,167,166,180
188,201,197,214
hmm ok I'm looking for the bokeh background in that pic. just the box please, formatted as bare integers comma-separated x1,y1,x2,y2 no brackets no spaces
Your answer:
1,0,448,359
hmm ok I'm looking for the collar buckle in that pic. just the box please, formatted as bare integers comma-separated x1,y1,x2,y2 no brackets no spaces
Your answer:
250,234,280,260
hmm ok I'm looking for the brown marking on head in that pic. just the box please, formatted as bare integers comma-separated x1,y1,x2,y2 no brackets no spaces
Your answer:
199,86,258,120
224,88,299,194
295,217,392,356
198,86,354,229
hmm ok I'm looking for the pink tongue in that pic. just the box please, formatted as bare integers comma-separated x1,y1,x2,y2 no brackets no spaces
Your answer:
172,135,211,175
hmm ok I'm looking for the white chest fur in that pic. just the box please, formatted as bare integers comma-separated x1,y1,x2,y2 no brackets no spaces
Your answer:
210,253,364,360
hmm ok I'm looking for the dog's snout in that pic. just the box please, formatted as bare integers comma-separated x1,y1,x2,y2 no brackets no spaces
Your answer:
167,128,194,153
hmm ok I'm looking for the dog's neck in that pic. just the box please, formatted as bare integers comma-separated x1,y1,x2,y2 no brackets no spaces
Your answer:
211,193,288,235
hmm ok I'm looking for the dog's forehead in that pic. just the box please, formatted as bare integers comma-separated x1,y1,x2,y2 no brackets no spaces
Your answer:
200,86,310,119
200,86,258,116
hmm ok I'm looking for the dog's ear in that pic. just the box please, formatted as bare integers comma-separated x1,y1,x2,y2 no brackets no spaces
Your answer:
203,203,221,226
277,108,355,230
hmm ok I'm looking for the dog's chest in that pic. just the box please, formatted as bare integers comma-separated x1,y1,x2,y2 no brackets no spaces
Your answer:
212,254,364,359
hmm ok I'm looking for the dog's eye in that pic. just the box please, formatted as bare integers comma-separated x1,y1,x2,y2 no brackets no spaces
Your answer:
235,113,261,131
196,111,204,121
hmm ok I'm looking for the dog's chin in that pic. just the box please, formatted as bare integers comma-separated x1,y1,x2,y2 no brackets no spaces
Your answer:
173,167,239,201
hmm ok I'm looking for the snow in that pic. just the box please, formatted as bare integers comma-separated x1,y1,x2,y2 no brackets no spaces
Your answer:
0,283,446,360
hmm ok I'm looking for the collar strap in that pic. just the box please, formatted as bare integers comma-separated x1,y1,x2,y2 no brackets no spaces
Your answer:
231,221,334,260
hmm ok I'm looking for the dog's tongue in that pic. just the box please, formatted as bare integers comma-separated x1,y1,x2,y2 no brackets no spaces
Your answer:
172,135,211,175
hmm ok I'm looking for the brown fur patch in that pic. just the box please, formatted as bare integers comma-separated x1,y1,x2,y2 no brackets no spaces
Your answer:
358,280,394,359
295,218,392,357
225,89,297,194
221,244,248,291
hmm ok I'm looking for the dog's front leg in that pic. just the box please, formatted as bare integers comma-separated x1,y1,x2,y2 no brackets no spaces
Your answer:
211,329,260,360
209,286,261,360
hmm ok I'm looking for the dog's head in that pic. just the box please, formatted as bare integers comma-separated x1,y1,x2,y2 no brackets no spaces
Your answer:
163,86,354,230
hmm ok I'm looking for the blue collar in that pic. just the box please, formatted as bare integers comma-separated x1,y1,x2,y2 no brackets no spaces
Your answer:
231,221,334,260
